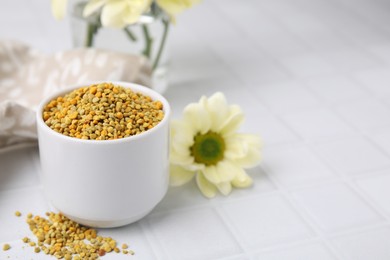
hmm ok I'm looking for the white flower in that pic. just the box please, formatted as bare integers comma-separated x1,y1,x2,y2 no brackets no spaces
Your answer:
51,0,68,20
83,0,151,28
170,92,262,198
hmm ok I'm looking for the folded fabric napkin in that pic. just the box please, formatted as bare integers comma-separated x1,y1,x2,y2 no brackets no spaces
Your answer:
0,40,152,152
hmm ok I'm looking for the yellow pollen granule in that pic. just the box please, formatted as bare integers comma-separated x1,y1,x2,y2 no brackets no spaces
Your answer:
43,82,164,140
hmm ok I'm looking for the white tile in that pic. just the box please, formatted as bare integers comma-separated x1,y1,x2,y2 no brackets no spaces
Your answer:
367,45,390,65
335,19,390,47
0,147,40,191
211,85,269,114
299,30,351,52
221,194,313,249
252,81,321,114
212,0,266,20
98,223,157,259
336,99,390,130
208,37,268,67
0,187,50,242
313,137,390,175
217,255,250,260
251,113,299,145
216,3,309,58
319,49,381,72
147,208,241,260
152,180,214,213
256,0,301,18
227,85,299,145
383,93,390,108
281,108,354,140
279,53,335,78
278,12,329,34
0,240,54,260
254,242,337,260
354,68,390,96
180,3,240,42
331,227,390,260
262,144,335,187
213,167,276,201
370,129,390,156
255,32,308,58
223,8,285,37
305,75,368,104
233,59,291,86
356,170,390,215
293,183,383,232
169,45,241,88
343,0,390,29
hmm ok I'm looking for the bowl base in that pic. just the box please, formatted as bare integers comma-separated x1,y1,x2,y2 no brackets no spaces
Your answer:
50,205,153,228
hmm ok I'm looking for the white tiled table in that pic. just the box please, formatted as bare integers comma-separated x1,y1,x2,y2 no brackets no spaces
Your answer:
2,0,390,259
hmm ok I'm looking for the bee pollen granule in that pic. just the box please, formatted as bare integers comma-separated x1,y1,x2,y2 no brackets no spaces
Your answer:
43,82,164,140
25,212,135,259
2,244,10,251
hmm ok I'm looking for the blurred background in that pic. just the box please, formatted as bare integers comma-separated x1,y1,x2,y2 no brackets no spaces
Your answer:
3,0,390,116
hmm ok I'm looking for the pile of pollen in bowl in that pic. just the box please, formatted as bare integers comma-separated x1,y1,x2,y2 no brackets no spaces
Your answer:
43,82,164,140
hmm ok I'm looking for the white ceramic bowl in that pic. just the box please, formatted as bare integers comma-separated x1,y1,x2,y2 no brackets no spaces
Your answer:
36,82,170,228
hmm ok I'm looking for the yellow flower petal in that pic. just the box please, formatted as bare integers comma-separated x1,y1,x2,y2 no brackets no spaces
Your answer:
169,165,196,186
171,120,195,147
220,105,244,136
100,0,149,28
170,146,193,165
101,0,128,28
51,0,68,20
232,134,262,168
224,136,247,160
121,0,151,25
239,133,262,147
196,172,217,198
225,133,261,159
202,165,220,184
231,170,253,188
183,103,211,134
204,92,230,131
235,148,261,168
182,163,205,171
217,182,232,196
215,160,241,183
83,0,106,17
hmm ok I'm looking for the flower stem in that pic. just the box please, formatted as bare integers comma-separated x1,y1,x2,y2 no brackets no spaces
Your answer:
124,27,137,42
152,20,169,70
142,24,153,59
85,22,98,47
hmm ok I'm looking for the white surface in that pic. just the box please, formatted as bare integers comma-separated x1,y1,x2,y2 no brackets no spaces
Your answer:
1,0,390,259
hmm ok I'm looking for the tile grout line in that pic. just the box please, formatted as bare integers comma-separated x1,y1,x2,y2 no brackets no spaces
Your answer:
212,207,253,259
138,219,169,260
284,83,390,235
207,0,299,81
264,173,344,259
251,73,390,256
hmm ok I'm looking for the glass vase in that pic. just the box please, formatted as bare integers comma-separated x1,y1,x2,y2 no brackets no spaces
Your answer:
70,1,170,93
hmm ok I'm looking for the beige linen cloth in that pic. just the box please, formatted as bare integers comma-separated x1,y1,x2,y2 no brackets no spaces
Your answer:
0,40,152,152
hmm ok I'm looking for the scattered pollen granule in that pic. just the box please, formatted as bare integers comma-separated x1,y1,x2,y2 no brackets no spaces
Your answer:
24,212,135,259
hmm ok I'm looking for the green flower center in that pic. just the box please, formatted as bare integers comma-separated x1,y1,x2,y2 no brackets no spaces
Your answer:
190,131,225,166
